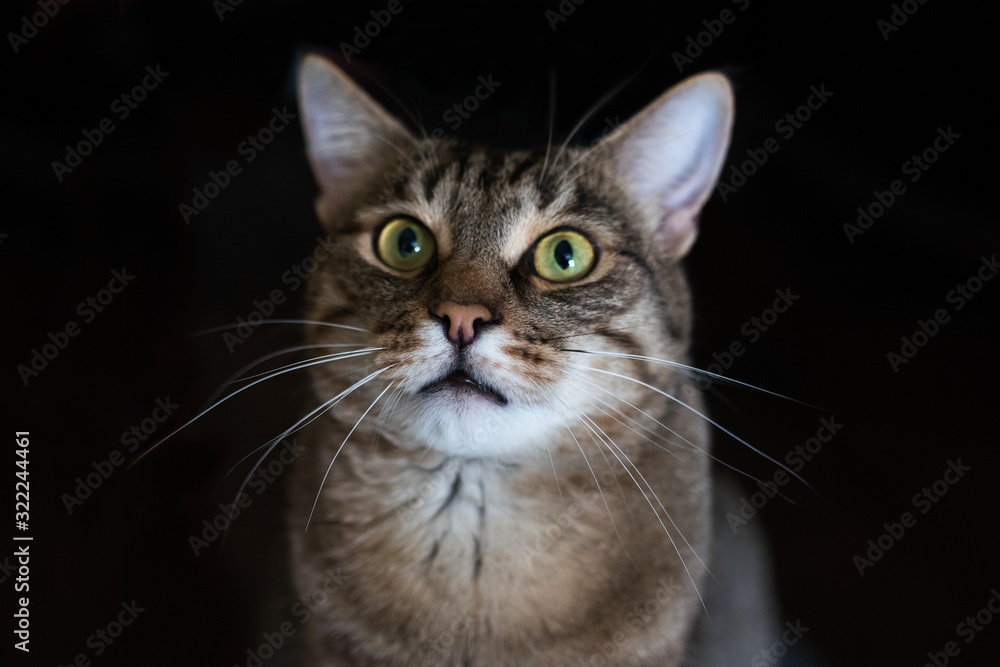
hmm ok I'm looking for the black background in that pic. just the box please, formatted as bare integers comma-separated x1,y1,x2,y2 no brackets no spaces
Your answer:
3,1,998,665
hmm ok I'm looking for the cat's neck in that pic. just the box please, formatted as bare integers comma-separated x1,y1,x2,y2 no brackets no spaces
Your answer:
289,390,711,665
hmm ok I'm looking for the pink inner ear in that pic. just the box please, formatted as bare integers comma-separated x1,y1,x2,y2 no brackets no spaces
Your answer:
298,54,416,222
653,209,700,261
597,73,733,261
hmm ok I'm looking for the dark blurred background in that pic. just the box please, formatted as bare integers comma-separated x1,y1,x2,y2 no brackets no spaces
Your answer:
2,1,997,665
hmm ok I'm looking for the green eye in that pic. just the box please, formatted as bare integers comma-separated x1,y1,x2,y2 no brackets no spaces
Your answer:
375,218,436,271
532,229,596,283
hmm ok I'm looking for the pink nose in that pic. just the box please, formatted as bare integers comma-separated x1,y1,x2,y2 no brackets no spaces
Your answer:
433,301,493,347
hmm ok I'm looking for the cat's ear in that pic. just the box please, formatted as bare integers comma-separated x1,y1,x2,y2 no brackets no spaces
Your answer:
596,73,733,260
298,54,415,224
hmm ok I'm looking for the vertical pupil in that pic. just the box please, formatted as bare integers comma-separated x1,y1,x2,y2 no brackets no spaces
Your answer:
398,227,419,257
554,239,574,270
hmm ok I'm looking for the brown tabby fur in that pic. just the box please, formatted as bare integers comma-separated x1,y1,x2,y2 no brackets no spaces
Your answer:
288,55,737,666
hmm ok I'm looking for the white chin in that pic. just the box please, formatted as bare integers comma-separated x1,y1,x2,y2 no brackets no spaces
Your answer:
401,393,565,458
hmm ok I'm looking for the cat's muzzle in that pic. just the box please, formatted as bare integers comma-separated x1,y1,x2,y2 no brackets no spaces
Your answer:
420,368,508,406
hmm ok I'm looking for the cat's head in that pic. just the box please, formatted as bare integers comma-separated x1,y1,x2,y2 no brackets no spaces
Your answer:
297,55,733,458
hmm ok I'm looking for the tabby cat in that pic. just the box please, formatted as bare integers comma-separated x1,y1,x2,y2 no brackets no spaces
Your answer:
286,53,779,666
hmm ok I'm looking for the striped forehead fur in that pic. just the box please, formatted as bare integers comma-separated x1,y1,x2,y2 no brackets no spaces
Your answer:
366,140,648,271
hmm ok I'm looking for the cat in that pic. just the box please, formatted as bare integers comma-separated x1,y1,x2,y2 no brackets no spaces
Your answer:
285,53,780,666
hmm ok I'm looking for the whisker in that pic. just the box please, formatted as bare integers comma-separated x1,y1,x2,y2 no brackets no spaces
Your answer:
226,365,391,479
572,408,712,612
202,343,369,408
232,348,381,383
569,364,814,492
583,396,682,460
545,394,626,552
548,388,632,513
580,413,634,518
128,349,379,469
371,385,405,450
194,319,370,336
583,392,685,454
564,369,795,503
563,349,827,411
369,131,419,164
538,68,557,186
577,408,710,568
307,378,396,530
364,73,430,142
565,369,699,450
541,324,657,344
548,73,637,189
557,149,635,195
313,363,372,383
555,142,608,189
220,367,393,551
527,378,563,501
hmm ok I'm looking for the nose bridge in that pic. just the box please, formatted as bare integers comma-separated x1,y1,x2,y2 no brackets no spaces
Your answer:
431,254,505,312
427,253,506,348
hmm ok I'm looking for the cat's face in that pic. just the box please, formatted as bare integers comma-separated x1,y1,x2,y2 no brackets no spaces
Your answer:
298,56,733,459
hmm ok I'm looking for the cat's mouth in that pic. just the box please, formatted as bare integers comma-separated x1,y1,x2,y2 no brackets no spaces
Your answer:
421,369,508,407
